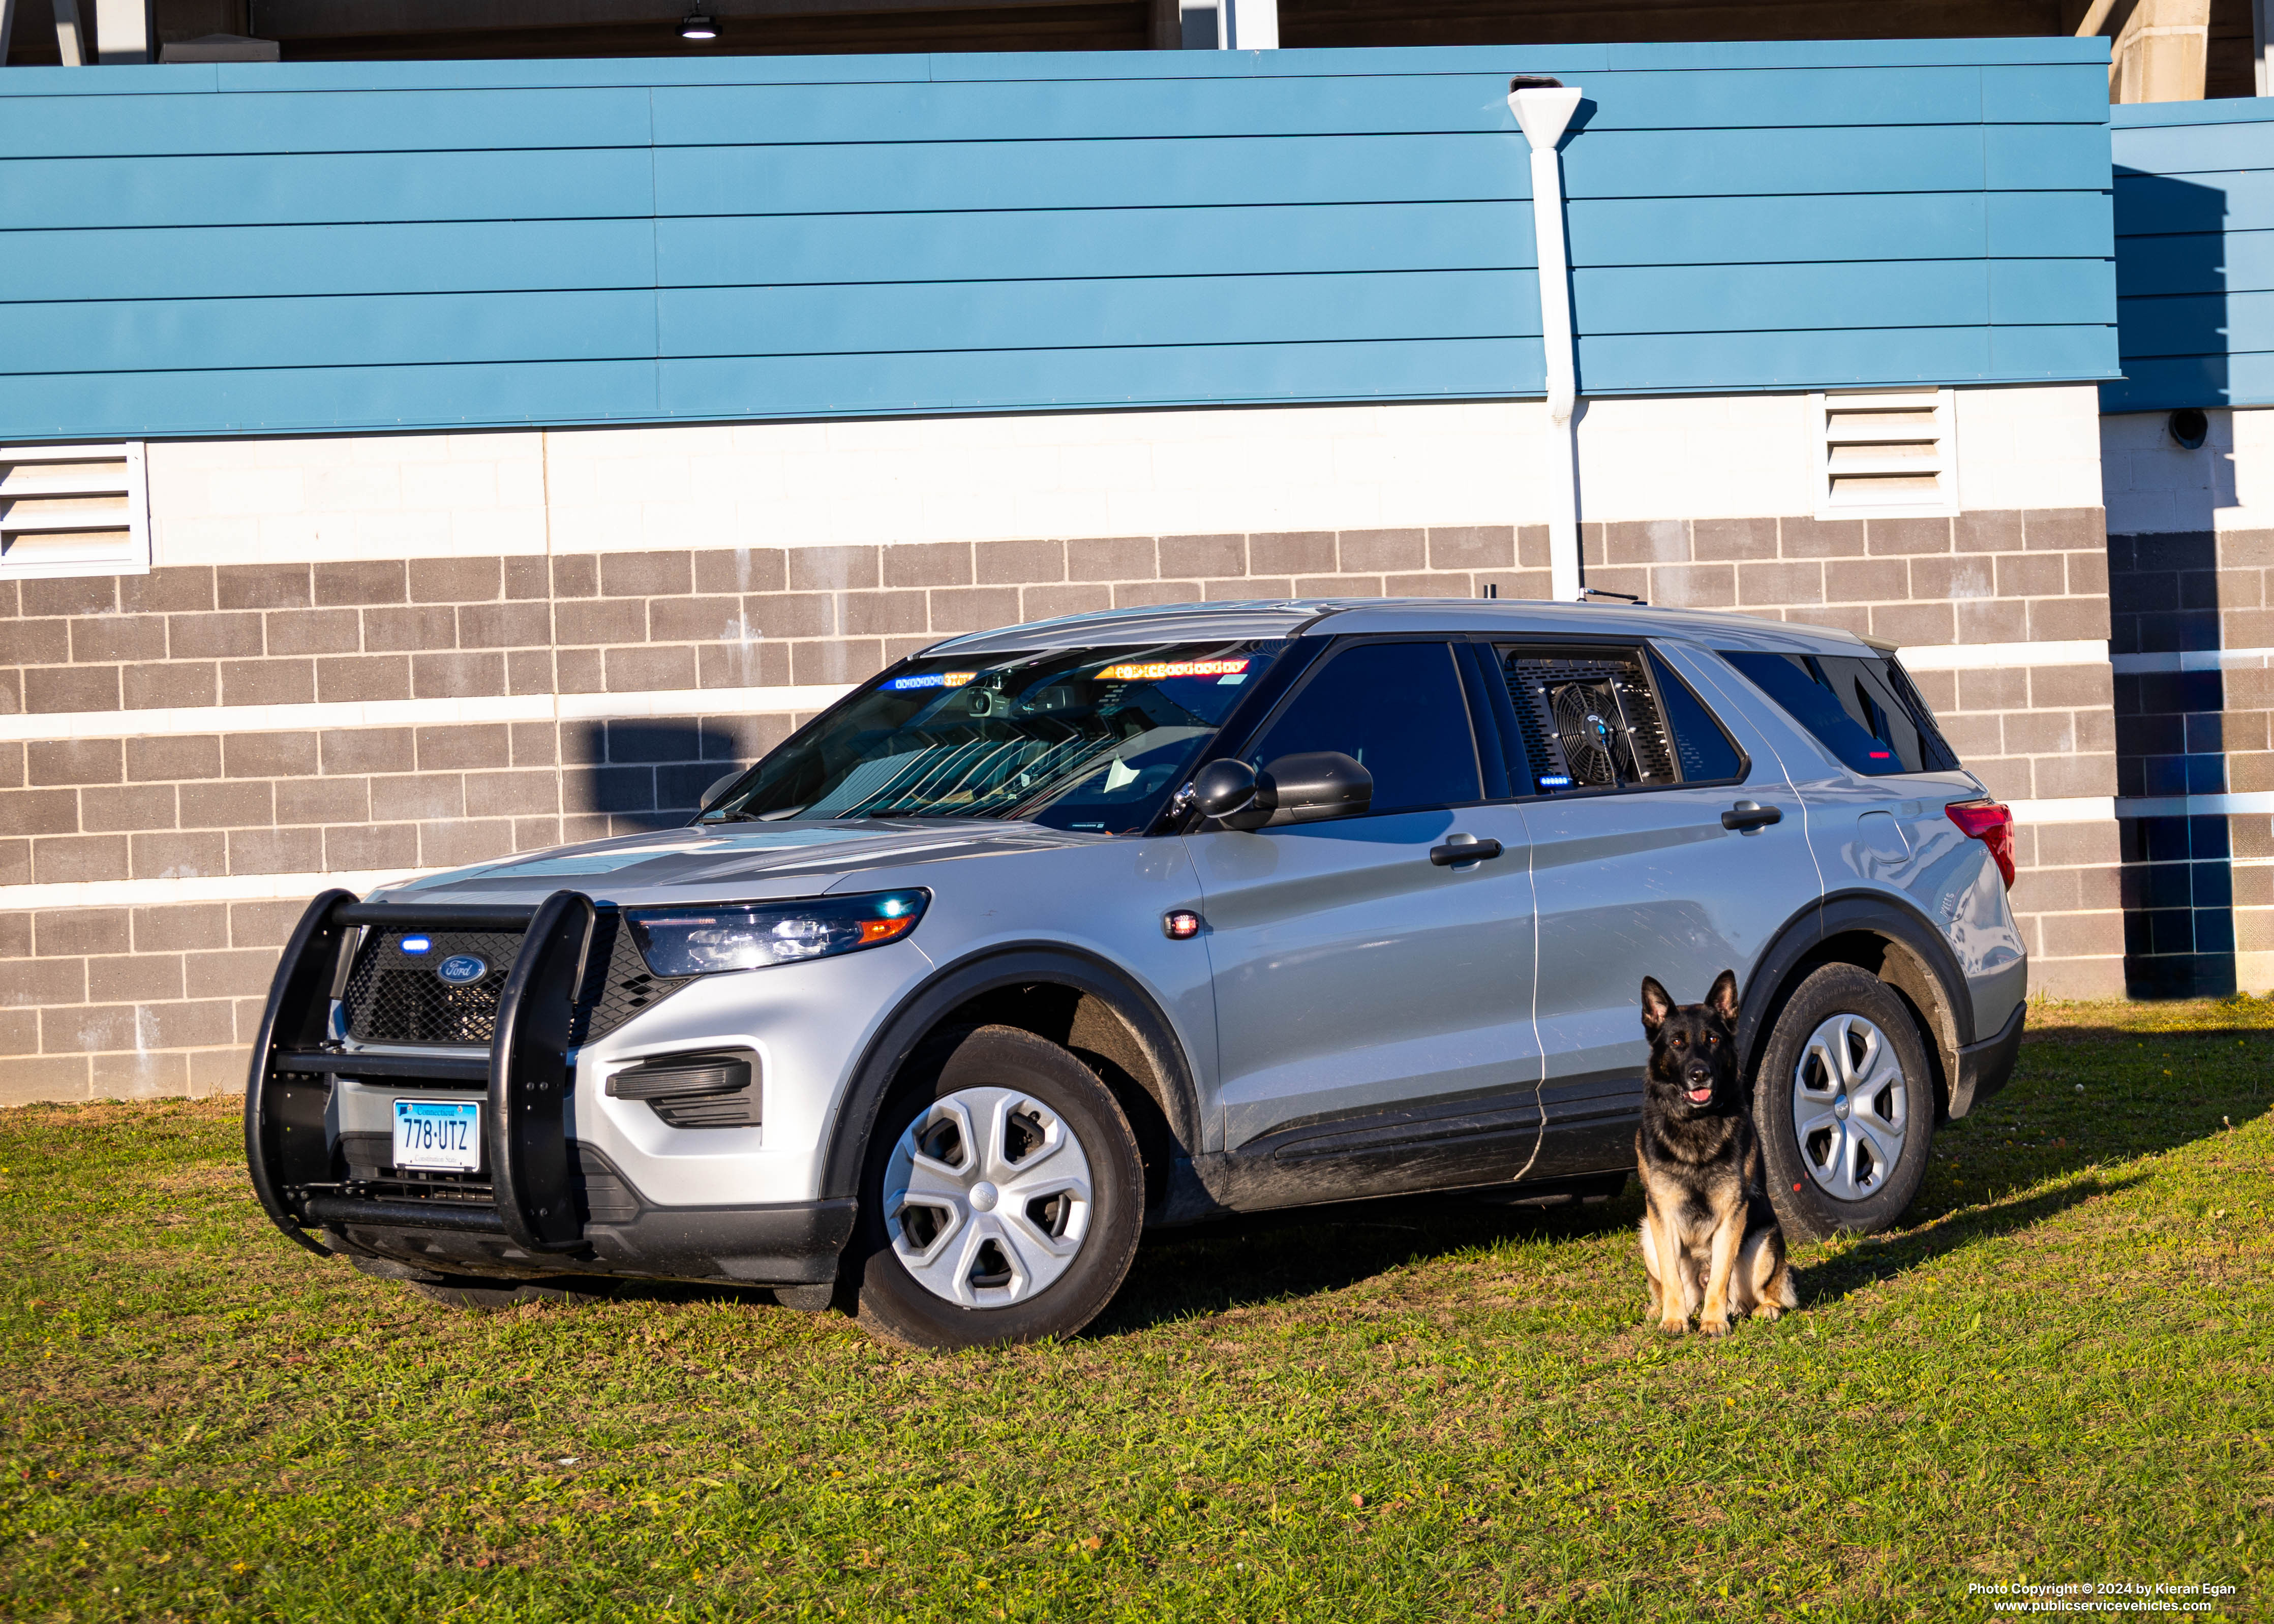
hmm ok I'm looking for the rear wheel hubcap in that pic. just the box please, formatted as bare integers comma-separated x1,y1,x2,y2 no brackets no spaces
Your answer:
1792,1013,1907,1202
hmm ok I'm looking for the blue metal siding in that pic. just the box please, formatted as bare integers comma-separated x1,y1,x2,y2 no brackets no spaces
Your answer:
2109,102,2274,412
0,41,2116,443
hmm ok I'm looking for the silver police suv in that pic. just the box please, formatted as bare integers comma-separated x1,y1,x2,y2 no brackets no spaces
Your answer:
247,598,2027,1347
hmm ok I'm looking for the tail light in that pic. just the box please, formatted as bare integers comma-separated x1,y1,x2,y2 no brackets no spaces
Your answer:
1946,800,2015,889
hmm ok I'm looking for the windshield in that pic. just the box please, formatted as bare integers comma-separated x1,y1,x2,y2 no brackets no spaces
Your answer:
702,640,1281,835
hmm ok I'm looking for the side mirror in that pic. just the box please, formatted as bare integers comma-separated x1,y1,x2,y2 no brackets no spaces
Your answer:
1191,752,1372,830
1192,758,1264,826
1259,751,1371,824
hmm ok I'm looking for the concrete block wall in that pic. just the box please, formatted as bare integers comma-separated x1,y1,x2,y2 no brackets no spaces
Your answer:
0,385,2120,1102
1573,506,2123,999
2100,408,2274,995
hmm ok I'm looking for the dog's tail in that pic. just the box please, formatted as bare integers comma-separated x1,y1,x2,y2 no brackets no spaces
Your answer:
1777,1264,1800,1310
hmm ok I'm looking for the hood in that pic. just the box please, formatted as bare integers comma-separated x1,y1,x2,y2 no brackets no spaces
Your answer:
370,819,1105,910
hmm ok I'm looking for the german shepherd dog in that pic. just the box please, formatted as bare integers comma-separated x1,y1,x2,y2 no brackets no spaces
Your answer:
1636,971,1798,1335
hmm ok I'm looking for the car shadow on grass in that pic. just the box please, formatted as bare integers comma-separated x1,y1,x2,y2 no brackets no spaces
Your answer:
1794,1170,2146,1310
1090,1187,1642,1334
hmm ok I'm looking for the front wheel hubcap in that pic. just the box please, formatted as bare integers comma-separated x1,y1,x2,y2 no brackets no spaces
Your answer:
883,1086,1094,1308
1792,1013,1907,1202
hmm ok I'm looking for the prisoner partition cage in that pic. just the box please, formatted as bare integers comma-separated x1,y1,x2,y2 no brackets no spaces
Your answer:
0,38,2124,1102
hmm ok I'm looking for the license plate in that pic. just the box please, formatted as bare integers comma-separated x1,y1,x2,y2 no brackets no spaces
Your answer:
392,1099,481,1172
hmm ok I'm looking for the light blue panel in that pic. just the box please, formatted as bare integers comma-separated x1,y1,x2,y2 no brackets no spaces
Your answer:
656,338,1544,417
1567,192,1987,266
2114,168,2249,234
2115,289,2274,360
1986,124,2115,191
1987,190,2114,259
2112,96,2274,129
2102,353,2233,410
657,270,1535,358
2115,227,2274,298
0,220,658,302
1572,260,1988,335
2115,292,2223,360
0,87,654,160
204,55,931,92
0,63,219,95
1981,64,2115,124
1597,39,2106,70
653,135,1525,216
0,148,658,229
1561,125,1986,200
653,76,1523,144
1988,258,2118,326
656,203,1530,286
1576,326,1994,392
1547,66,1983,130
4,291,658,375
1987,322,2120,379
0,359,663,439
2113,119,2274,176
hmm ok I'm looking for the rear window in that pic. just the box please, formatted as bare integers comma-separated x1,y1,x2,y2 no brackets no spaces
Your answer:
1721,650,1961,776
1492,645,1744,793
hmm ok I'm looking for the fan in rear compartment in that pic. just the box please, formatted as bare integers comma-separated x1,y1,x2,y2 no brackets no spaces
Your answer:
1549,679,1637,786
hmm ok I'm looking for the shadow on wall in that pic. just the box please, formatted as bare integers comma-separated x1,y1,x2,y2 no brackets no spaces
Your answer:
569,720,749,833
2108,169,2234,997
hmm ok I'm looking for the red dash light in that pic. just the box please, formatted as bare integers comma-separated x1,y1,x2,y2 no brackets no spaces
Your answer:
1163,910,1202,940
1946,799,2015,890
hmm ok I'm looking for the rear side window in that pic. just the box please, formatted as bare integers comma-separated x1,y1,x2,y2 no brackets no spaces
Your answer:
1721,650,1961,776
1492,645,1740,794
1246,640,1481,812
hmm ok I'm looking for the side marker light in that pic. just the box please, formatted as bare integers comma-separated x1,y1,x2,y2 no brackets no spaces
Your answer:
1164,911,1203,940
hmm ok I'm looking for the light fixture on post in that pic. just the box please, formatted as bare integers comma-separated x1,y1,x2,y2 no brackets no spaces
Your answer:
680,11,718,39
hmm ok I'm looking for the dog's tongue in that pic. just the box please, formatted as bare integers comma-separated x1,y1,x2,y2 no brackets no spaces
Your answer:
1686,1085,1713,1105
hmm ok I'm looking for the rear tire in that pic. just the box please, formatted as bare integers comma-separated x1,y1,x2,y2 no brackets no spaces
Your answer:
1754,964,1935,1244
848,1025,1144,1350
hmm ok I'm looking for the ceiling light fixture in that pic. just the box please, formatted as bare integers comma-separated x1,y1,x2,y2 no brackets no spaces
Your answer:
680,12,718,39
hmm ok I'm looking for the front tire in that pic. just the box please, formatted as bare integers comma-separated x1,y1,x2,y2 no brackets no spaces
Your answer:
849,1025,1144,1350
1754,964,1935,1244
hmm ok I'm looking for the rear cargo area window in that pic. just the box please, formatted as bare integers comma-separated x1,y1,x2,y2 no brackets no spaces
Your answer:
1494,648,1667,793
1721,650,1960,776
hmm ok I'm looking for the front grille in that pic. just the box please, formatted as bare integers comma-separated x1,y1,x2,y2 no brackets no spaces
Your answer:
341,914,690,1047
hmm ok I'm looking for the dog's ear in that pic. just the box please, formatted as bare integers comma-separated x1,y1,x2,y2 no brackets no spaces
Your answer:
1639,976,1674,1034
1706,968,1740,1028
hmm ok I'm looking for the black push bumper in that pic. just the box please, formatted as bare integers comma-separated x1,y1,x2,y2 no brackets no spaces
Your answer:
243,888,855,1286
1949,998,2026,1118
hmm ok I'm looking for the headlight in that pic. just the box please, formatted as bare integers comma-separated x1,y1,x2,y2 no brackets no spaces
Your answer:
627,890,929,976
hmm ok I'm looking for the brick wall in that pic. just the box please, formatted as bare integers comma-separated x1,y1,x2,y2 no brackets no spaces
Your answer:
0,503,2126,1102
1576,505,2124,999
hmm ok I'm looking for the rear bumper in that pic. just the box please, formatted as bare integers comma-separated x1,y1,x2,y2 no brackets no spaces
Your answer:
245,887,859,1288
1949,998,2025,1118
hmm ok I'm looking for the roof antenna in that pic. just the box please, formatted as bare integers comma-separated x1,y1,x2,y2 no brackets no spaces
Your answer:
1580,585,1645,605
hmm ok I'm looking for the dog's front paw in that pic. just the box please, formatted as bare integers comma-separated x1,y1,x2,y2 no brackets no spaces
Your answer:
1698,1310,1734,1337
1656,1315,1688,1336
1751,1303,1782,1322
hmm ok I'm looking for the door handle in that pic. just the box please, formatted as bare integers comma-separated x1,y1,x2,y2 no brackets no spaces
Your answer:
1720,800,1783,833
1430,836,1505,867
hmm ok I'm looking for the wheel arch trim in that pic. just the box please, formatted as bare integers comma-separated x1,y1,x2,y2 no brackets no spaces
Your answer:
1739,889,1974,1115
817,942,1204,1203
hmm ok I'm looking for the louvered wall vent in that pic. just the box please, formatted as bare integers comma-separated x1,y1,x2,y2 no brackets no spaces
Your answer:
1810,388,1958,520
0,444,150,579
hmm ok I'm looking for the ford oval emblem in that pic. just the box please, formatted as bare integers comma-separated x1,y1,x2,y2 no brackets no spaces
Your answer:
436,955,489,986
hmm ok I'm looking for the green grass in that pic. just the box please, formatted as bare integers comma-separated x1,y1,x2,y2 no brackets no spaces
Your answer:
3,999,2271,1621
